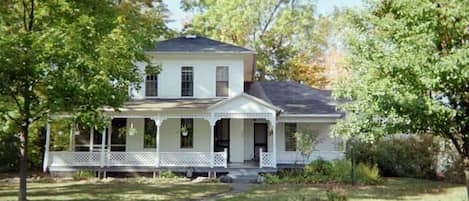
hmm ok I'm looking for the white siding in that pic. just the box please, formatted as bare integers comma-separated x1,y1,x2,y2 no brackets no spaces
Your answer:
126,118,211,152
229,119,244,163
244,119,254,160
132,54,245,99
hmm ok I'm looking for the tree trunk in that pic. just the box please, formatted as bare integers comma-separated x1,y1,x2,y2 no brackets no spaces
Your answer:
18,125,29,201
464,156,469,200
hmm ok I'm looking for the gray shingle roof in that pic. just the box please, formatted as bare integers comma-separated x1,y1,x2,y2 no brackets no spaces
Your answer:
148,36,255,53
246,81,340,115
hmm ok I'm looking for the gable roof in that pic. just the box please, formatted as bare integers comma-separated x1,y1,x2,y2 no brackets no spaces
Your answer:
246,81,341,116
147,35,255,53
208,93,282,112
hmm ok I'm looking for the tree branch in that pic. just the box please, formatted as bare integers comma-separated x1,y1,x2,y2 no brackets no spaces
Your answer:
29,0,34,31
260,0,283,37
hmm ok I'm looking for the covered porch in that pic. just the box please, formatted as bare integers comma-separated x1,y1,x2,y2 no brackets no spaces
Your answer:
44,94,281,172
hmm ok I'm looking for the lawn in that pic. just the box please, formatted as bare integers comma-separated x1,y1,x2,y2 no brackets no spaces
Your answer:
0,178,230,201
0,177,466,201
219,178,467,201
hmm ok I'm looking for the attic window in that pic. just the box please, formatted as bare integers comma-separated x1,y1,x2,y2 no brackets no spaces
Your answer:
185,35,197,39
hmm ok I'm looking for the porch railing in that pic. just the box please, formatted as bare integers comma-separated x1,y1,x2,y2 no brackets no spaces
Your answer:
48,150,228,168
276,150,345,164
259,148,275,168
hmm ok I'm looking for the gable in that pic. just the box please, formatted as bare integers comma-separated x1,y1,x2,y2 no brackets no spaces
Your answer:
208,93,281,114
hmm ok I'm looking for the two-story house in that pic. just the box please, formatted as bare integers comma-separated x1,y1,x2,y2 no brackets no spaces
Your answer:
43,36,344,175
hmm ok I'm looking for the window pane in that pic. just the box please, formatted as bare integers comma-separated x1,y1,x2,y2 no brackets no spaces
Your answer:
181,67,193,96
144,118,156,148
180,118,193,148
285,123,297,151
145,74,158,96
216,66,229,96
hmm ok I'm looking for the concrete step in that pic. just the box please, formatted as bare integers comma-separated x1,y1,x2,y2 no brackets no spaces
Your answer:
223,169,260,183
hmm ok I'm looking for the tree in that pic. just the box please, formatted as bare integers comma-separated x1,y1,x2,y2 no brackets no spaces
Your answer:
332,0,469,198
295,127,320,164
0,1,168,200
181,0,330,88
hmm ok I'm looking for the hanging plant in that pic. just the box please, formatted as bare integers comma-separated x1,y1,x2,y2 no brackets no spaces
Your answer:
181,126,189,136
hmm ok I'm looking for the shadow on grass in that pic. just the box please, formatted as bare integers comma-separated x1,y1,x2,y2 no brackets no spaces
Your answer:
0,180,229,201
218,178,466,201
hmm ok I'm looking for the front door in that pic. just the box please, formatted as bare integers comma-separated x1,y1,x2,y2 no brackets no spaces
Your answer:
214,119,230,162
254,123,268,161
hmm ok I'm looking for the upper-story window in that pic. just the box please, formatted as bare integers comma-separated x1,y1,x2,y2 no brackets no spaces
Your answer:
145,74,158,97
181,66,193,97
216,66,229,97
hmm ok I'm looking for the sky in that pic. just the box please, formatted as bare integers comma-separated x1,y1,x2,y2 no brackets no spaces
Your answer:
162,0,364,31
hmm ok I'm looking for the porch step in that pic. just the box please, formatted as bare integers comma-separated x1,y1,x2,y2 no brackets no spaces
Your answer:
224,169,260,183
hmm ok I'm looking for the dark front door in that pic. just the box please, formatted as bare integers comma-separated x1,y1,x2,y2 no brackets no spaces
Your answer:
254,123,268,161
214,119,230,162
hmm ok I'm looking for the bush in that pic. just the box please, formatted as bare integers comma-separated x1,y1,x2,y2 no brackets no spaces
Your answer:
349,135,439,179
159,170,179,178
304,160,333,176
73,170,95,180
326,188,348,201
270,160,382,185
443,157,465,184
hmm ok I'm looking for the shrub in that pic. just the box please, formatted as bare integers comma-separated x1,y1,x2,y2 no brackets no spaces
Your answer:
326,188,348,201
442,156,465,184
304,159,333,176
159,170,179,178
349,135,439,179
73,170,95,180
263,173,281,184
355,163,382,185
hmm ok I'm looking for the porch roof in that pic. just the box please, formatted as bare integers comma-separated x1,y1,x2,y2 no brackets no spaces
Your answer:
104,98,224,111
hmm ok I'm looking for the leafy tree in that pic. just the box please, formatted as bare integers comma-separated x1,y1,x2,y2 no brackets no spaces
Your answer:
181,0,330,88
332,0,469,198
295,127,320,164
0,0,168,200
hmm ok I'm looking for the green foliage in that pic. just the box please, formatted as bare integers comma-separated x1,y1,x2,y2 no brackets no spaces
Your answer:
266,160,381,185
326,188,348,201
262,173,282,184
350,136,439,179
295,127,320,163
0,131,20,172
159,171,179,179
183,0,330,87
332,0,469,173
72,170,96,181
304,160,333,176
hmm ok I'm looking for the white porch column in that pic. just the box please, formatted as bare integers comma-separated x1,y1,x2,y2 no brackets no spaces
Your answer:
207,115,217,168
107,123,112,153
100,127,106,168
153,118,162,167
69,124,74,151
89,128,94,152
43,120,51,173
271,118,277,168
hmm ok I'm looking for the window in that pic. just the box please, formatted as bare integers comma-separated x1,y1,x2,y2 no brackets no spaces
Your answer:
181,66,193,96
216,66,229,96
111,118,127,151
145,74,158,96
180,118,193,148
144,118,156,148
285,123,297,151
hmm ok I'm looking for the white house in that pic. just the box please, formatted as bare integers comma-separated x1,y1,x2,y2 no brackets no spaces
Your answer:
43,36,344,175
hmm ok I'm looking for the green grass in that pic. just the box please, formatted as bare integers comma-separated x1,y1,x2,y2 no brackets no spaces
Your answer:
219,178,467,201
0,178,230,201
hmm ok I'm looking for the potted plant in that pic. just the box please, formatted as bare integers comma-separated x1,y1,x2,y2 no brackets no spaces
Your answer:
181,126,189,136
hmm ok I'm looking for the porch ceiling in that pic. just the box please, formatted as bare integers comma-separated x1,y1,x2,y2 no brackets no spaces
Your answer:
104,98,224,112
